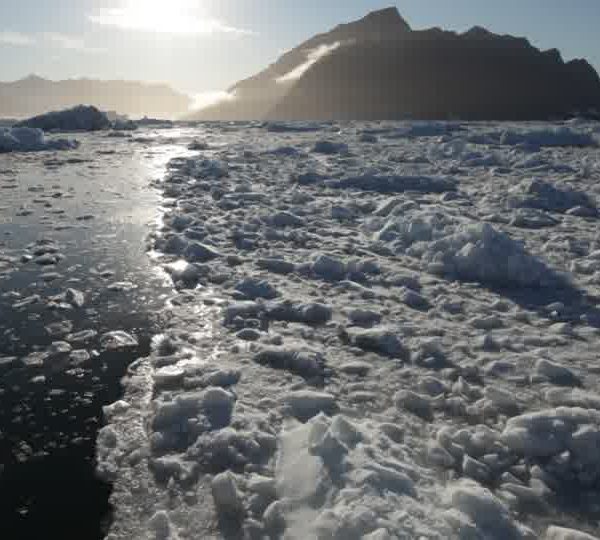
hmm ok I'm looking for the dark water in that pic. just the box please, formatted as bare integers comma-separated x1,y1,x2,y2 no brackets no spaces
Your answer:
0,130,194,539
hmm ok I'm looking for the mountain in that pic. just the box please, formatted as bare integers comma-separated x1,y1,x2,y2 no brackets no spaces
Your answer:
0,76,191,119
188,7,600,121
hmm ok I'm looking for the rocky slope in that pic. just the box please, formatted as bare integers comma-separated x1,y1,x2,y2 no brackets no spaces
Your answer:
189,7,600,121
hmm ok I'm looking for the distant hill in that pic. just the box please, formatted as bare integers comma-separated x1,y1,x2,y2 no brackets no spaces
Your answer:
0,75,191,120
188,7,600,121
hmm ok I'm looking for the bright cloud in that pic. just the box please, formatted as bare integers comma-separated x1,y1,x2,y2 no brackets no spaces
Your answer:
191,90,236,111
88,0,254,36
0,31,35,46
276,42,341,83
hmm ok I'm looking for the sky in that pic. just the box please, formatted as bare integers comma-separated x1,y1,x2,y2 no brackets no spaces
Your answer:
1,0,599,105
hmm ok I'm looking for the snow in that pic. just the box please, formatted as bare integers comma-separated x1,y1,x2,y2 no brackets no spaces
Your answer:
0,126,78,153
94,120,600,540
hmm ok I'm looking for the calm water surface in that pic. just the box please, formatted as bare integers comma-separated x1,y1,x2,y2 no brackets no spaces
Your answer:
0,128,198,539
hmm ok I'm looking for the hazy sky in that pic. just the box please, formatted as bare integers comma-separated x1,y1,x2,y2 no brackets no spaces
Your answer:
1,0,599,103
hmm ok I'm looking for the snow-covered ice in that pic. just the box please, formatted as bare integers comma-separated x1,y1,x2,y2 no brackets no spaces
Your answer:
96,120,600,540
0,126,78,153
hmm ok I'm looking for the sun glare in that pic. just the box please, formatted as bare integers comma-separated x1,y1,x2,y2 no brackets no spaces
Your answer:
120,0,200,34
89,0,248,35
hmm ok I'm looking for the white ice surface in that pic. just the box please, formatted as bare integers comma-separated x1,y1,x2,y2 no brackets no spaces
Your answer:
97,120,600,540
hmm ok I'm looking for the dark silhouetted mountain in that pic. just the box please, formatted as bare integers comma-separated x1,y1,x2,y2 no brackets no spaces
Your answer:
0,76,191,119
188,7,411,120
188,7,600,121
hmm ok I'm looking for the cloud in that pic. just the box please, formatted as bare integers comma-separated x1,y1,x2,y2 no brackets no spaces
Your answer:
191,90,236,111
276,42,341,83
88,3,254,36
44,32,105,54
0,31,35,46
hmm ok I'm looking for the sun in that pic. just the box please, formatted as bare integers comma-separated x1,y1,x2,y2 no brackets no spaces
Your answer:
89,0,251,35
116,0,202,34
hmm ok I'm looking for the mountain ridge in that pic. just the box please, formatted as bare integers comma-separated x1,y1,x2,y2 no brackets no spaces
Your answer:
0,76,191,119
188,6,600,121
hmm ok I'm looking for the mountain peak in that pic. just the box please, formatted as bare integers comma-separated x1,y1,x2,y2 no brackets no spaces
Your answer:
464,26,494,38
22,74,47,83
359,7,411,31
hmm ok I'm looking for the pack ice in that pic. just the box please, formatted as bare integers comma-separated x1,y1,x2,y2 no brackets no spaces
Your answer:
98,120,600,540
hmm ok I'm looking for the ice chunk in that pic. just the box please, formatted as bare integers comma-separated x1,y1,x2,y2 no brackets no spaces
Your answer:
326,174,457,194
64,288,85,308
402,289,431,311
254,348,324,378
184,242,221,262
567,425,600,466
270,211,306,228
69,349,91,365
275,417,332,537
100,331,138,350
149,510,172,539
312,254,347,281
345,327,410,360
284,391,337,421
256,258,296,275
263,500,287,534
501,408,580,457
500,126,597,148
511,209,561,229
153,366,185,389
200,387,236,426
312,140,349,154
510,179,597,215
545,388,600,410
235,277,278,299
484,386,519,414
348,308,382,326
546,526,600,540
425,223,564,288
266,300,333,324
223,301,263,325
534,359,580,386
446,480,528,539
463,455,492,483
212,471,244,517
395,390,433,421
362,462,416,496
16,105,110,131
277,423,327,500
0,126,78,153
427,442,455,468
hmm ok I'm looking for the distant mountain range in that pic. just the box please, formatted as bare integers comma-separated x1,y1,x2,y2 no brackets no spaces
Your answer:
0,76,191,119
189,7,600,121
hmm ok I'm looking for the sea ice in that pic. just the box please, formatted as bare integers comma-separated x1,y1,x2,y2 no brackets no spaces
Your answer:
0,127,78,153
